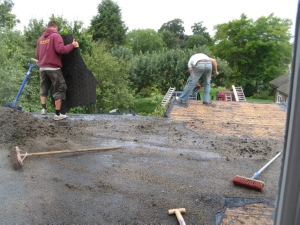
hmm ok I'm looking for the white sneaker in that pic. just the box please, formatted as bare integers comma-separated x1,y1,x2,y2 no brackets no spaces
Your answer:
54,113,67,121
41,108,47,115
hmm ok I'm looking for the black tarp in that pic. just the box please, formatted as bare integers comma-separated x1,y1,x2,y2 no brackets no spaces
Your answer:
51,34,97,114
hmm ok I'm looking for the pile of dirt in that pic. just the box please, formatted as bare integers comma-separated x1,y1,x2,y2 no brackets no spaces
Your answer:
0,108,79,152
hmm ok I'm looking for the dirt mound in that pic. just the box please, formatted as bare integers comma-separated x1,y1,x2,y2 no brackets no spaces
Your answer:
0,108,78,152
0,108,45,145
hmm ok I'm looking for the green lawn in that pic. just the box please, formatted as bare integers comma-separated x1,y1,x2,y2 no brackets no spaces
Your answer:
246,96,273,102
132,95,164,114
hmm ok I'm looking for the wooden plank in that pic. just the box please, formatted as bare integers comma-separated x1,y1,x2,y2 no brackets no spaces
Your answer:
220,203,275,225
169,101,286,141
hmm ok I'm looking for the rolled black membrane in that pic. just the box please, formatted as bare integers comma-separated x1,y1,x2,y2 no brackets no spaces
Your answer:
51,34,97,114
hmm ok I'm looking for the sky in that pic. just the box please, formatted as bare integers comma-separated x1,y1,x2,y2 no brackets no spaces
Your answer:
11,0,299,36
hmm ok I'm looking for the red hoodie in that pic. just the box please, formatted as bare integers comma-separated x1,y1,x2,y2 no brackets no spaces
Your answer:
36,28,74,68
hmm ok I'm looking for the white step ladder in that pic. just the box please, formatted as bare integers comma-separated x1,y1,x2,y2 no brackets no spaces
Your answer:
225,93,232,101
161,87,176,106
232,85,246,102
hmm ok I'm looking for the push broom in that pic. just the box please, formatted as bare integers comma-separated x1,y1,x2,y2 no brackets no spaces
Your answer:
232,152,282,192
10,145,122,170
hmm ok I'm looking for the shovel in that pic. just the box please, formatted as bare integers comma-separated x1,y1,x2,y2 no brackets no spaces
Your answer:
5,58,39,110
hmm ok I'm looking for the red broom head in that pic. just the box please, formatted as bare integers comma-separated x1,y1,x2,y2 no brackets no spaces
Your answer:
232,175,265,192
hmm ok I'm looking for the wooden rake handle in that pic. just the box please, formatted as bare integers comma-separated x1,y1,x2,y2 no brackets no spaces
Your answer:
19,146,122,157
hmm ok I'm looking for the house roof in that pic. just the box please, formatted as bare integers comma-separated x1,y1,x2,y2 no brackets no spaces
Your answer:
277,82,290,95
269,72,290,96
269,73,290,88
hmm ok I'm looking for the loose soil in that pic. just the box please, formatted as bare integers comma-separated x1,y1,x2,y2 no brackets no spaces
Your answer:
0,101,286,225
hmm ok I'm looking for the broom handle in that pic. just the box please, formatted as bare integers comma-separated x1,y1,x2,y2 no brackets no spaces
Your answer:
20,146,122,157
252,152,282,179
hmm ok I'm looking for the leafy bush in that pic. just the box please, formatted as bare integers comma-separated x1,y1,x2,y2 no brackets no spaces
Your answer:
83,42,135,112
244,82,257,97
252,85,273,99
139,104,166,117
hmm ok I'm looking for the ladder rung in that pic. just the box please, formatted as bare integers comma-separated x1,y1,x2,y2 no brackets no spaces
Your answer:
161,87,176,106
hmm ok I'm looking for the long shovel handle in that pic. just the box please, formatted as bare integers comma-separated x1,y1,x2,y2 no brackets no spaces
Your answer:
19,146,122,157
30,58,38,63
12,58,39,107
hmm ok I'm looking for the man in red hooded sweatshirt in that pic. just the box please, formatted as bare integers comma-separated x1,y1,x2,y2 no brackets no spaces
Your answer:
36,20,79,120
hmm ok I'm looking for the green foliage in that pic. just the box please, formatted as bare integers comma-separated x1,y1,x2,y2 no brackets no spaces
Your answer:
191,22,212,45
212,13,292,88
159,30,179,49
68,106,90,114
0,29,31,108
0,28,25,58
126,29,166,54
0,0,19,29
132,97,157,113
158,18,185,39
184,34,210,49
83,42,134,112
141,104,166,117
128,51,161,93
243,82,257,97
252,85,274,100
89,0,128,46
136,85,161,98
137,88,154,98
158,18,186,48
132,95,164,116
155,48,190,91
212,59,233,89
0,63,23,107
246,96,273,102
110,45,133,61
23,19,45,49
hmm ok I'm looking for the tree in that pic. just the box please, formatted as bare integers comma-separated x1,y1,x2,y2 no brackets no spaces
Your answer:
0,0,19,29
158,18,185,39
128,51,161,93
212,13,292,91
0,29,30,108
23,19,45,49
159,30,179,49
126,29,166,54
89,0,128,46
158,18,186,48
184,34,210,49
191,22,212,45
110,45,133,62
83,42,134,112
